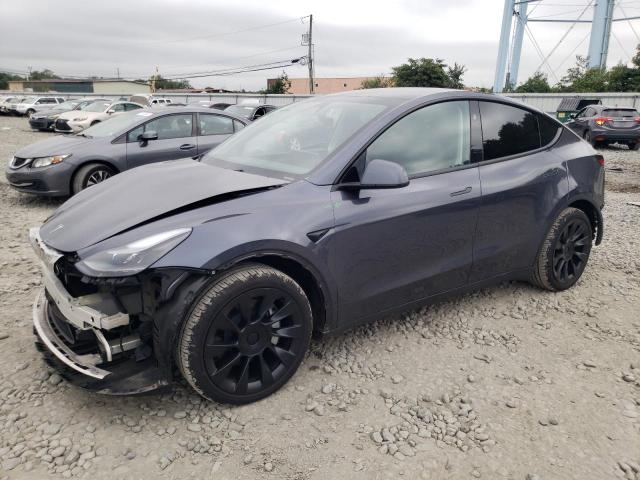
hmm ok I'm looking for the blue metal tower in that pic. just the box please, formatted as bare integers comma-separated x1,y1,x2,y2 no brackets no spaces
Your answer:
493,0,638,93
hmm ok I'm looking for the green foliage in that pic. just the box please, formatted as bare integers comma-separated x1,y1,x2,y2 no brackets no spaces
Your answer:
29,69,59,81
153,75,192,90
263,71,291,94
392,58,465,89
360,75,393,89
0,72,23,90
516,45,640,93
515,72,552,93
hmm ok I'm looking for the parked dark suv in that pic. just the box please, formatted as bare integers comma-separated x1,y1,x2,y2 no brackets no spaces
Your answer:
30,88,604,404
566,104,640,149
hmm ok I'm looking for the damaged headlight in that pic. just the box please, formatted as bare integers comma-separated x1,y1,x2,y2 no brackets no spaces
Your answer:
75,228,191,277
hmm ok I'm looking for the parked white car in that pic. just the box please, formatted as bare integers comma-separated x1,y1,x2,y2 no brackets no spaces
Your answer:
54,100,145,133
15,96,66,117
0,96,23,114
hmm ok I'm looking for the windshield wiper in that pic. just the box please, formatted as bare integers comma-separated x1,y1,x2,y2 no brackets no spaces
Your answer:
77,133,92,138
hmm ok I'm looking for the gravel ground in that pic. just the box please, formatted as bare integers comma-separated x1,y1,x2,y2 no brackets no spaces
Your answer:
0,115,639,480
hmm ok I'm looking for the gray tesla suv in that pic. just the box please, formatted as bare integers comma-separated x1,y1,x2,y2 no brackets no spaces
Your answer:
29,88,604,404
6,107,248,196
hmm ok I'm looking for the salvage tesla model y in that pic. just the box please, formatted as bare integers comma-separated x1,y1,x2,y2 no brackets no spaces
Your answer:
30,88,604,404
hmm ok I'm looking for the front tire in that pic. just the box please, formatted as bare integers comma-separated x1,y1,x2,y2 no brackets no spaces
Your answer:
628,141,639,151
178,264,312,404
72,163,114,194
531,208,593,291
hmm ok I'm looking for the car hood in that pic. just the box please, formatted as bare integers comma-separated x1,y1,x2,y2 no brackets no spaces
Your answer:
40,159,288,252
15,135,94,158
57,110,101,121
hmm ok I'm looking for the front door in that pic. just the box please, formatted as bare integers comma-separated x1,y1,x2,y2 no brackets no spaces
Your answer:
329,100,481,324
125,113,197,170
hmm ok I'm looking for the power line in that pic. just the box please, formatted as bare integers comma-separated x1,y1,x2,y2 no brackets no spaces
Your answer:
534,0,593,72
617,4,640,42
555,30,591,71
141,16,309,46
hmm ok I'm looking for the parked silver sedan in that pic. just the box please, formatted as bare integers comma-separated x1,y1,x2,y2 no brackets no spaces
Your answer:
6,107,248,196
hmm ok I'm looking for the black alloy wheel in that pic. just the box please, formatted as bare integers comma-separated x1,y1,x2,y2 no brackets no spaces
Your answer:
178,264,312,404
204,287,305,395
552,218,589,284
531,207,593,291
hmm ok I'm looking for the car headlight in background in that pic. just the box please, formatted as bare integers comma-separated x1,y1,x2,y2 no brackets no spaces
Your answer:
31,154,71,168
75,228,192,277
73,116,88,122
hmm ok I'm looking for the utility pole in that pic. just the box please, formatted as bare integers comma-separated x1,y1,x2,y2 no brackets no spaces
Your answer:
151,66,159,93
308,14,314,94
116,67,120,79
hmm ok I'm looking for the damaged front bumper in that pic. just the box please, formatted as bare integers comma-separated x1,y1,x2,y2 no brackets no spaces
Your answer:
30,228,171,395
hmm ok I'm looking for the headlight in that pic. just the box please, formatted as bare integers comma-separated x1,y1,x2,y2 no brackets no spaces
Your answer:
75,228,192,277
73,116,88,122
31,154,71,168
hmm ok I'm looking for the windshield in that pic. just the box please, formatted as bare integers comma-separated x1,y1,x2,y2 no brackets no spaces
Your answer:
225,105,257,118
54,100,80,110
603,109,639,118
82,101,111,112
202,97,389,178
21,96,37,104
79,110,151,138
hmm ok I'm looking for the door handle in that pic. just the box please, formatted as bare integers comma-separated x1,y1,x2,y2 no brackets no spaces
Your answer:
180,143,196,150
450,186,472,197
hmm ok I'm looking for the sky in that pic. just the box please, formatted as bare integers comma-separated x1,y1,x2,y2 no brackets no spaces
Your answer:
1,0,639,91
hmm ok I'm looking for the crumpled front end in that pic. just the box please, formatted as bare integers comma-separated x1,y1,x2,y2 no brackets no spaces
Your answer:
30,227,172,395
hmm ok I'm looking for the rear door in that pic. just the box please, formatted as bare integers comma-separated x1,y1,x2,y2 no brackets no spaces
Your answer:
196,113,237,156
469,101,567,282
330,100,481,323
125,113,197,169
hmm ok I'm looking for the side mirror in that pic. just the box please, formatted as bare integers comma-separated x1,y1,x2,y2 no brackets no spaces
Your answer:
569,113,577,119
139,130,158,141
106,109,115,114
338,159,409,190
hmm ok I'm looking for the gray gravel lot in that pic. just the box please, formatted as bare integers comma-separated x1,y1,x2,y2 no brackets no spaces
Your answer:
0,115,639,480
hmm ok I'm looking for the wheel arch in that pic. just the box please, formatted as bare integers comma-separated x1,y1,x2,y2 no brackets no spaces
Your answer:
568,197,603,245
224,252,332,337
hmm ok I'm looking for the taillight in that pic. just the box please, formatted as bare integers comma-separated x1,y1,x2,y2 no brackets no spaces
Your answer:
634,116,640,124
596,154,604,167
594,117,612,126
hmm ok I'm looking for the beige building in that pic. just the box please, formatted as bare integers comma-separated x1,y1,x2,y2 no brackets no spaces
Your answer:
270,76,392,94
8,79,151,94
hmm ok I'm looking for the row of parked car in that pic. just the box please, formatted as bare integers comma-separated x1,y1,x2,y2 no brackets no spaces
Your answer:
4,94,280,196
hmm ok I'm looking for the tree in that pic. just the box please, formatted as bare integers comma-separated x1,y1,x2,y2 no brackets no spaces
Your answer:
29,69,59,80
153,75,192,90
607,63,640,92
392,58,451,88
0,72,23,90
263,71,291,94
515,72,552,93
446,63,467,89
360,75,392,89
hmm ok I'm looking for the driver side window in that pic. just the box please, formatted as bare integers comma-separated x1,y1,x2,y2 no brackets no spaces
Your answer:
366,101,470,176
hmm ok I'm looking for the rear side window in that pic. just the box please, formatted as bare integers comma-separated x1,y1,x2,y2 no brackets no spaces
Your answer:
199,114,233,135
479,102,539,160
538,113,561,146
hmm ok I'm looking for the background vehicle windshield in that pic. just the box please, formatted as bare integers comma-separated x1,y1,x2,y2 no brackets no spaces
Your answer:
21,97,37,104
79,111,150,138
55,100,80,110
602,109,639,117
225,105,256,118
202,98,389,177
82,101,111,112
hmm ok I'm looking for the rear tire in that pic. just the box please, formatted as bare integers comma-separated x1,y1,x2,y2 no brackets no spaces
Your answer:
178,264,312,404
72,163,115,194
584,130,601,148
531,208,593,292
